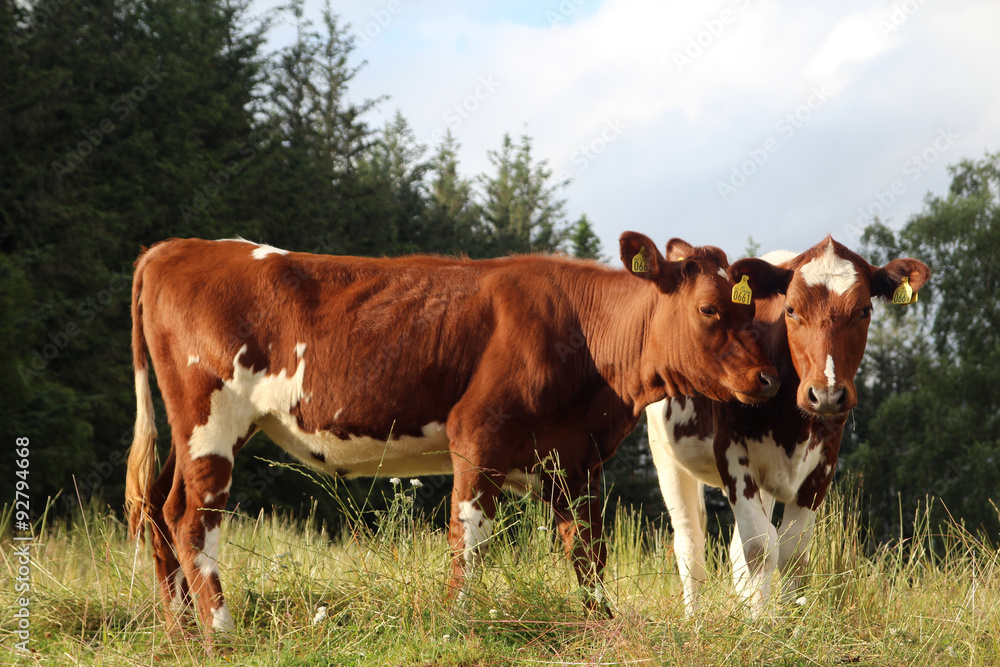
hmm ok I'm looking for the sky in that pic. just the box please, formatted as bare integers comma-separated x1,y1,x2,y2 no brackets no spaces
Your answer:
252,0,1000,262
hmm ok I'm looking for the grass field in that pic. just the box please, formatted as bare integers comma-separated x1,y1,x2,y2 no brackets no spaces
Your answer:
1,478,998,666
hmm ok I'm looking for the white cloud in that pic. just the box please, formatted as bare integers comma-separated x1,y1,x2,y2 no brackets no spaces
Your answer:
254,0,1000,260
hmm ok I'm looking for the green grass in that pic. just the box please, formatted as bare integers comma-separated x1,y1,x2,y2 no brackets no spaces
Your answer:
1,483,998,666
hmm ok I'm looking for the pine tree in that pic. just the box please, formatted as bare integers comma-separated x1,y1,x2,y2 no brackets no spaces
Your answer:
569,214,604,261
480,133,570,255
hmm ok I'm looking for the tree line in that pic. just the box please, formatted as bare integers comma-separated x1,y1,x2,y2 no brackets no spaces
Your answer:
2,0,997,544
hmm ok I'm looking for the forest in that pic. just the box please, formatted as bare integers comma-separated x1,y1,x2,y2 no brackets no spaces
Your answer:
2,0,998,546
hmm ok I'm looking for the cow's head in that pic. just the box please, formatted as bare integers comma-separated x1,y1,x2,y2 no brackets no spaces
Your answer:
620,233,781,404
729,237,930,415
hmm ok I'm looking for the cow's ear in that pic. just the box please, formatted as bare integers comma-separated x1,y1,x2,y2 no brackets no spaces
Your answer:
621,232,667,280
665,238,694,262
871,258,931,300
728,258,793,298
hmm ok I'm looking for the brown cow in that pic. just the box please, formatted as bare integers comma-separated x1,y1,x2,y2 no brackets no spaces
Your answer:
126,233,781,636
646,237,929,616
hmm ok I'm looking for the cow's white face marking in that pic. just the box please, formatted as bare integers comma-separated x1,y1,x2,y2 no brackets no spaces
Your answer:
458,493,493,569
189,345,306,462
294,342,307,359
799,242,857,296
195,526,222,579
187,354,200,366
251,244,289,260
824,355,836,388
717,268,728,279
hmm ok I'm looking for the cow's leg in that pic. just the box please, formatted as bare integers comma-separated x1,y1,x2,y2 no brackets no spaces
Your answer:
729,491,780,613
147,447,193,632
446,449,507,599
543,465,611,615
776,502,817,603
165,449,236,637
729,489,778,617
649,438,707,617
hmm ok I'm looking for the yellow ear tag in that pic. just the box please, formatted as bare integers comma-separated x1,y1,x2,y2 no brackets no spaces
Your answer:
632,246,650,273
892,277,914,305
732,275,752,305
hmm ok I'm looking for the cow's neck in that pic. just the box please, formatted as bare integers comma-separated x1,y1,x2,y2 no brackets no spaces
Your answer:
573,273,690,416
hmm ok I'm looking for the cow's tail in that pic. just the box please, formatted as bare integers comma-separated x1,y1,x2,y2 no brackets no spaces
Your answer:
125,250,158,542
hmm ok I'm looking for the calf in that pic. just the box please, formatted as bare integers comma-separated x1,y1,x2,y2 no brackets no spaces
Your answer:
125,233,782,636
646,237,929,616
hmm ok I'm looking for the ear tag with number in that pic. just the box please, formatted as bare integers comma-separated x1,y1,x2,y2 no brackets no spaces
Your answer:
632,246,650,273
732,275,752,305
892,277,914,305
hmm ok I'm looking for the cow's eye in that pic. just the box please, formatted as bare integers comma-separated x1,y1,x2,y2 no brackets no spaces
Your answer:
861,305,872,319
699,305,718,317
785,305,797,319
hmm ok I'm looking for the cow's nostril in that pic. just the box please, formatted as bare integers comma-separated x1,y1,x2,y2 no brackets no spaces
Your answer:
807,387,818,404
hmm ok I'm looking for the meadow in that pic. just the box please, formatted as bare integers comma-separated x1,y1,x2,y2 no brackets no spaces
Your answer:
1,477,998,666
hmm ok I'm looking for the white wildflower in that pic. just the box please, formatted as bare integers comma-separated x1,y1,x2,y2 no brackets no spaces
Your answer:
390,477,401,485
409,478,423,487
489,609,499,619
442,634,451,642
312,606,328,625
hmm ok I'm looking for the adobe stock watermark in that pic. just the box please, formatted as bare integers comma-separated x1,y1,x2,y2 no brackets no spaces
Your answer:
354,0,403,48
546,0,587,28
555,117,628,182
716,84,835,202
668,0,753,73
18,265,133,385
12,437,33,653
51,64,167,181
6,0,71,52
428,76,502,145
179,127,273,225
848,127,959,240
876,0,930,38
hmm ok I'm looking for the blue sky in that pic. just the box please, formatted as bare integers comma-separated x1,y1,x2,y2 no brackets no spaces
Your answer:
253,0,1000,261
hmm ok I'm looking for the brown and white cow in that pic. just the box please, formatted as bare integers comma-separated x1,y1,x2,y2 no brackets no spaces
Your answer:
125,233,782,636
646,237,929,616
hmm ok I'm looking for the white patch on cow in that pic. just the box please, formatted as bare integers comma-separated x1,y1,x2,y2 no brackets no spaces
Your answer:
194,526,222,579
799,241,857,295
744,434,825,504
258,417,453,478
251,244,289,260
169,569,186,613
333,408,344,420
725,446,751,500
187,354,200,366
294,342,307,359
189,345,307,462
458,493,493,569
652,399,720,486
670,398,697,426
718,268,728,279
760,249,797,266
211,602,235,632
824,354,836,388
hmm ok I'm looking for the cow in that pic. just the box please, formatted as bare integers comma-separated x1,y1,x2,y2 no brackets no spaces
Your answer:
125,233,783,638
646,236,930,617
